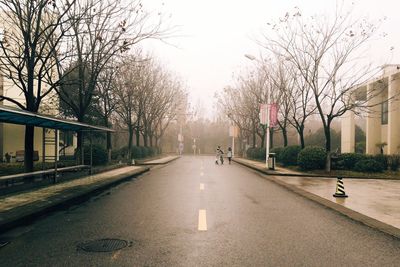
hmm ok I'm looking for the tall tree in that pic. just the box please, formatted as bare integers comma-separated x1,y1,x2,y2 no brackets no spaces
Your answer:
261,5,387,169
0,0,77,171
56,0,170,153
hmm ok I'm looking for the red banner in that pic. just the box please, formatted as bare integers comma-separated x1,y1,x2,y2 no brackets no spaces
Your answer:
269,103,278,127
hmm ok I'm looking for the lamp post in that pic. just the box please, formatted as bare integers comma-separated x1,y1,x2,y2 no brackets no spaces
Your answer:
245,54,270,169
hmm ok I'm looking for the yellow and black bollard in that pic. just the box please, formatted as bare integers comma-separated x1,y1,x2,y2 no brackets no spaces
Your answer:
333,177,348,198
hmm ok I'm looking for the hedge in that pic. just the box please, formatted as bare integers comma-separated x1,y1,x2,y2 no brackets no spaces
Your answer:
354,159,383,173
246,147,266,160
388,155,400,171
334,153,368,170
373,154,389,171
280,145,301,166
82,144,108,166
270,147,284,162
112,145,160,160
297,146,327,170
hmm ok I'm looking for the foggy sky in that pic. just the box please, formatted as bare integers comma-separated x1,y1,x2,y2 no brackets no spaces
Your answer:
143,0,400,118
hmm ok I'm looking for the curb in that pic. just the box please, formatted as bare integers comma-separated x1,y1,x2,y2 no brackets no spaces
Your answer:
136,156,180,166
0,167,149,234
233,158,400,180
233,158,400,239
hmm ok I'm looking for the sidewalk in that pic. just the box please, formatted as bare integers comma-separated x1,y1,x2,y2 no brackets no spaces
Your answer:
0,165,149,233
234,157,400,239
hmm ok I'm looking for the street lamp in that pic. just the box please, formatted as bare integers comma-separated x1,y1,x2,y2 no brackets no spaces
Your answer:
245,54,271,169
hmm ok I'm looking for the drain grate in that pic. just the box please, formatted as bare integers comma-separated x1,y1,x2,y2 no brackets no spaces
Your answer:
77,238,129,252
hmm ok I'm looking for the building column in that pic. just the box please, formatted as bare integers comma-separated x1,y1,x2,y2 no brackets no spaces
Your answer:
388,74,400,154
341,110,355,153
366,83,382,154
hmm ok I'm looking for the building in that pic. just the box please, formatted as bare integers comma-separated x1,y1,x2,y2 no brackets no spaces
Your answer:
341,65,400,155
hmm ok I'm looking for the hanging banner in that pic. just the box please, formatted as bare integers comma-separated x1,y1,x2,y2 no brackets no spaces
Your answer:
259,103,268,125
269,103,278,127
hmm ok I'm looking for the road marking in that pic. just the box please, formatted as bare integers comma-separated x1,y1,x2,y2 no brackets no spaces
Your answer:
200,183,204,190
198,209,207,231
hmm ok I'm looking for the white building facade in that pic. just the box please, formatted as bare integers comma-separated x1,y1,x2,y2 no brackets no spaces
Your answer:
341,65,400,155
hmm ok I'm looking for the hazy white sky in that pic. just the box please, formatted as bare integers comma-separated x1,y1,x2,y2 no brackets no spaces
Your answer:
143,0,400,117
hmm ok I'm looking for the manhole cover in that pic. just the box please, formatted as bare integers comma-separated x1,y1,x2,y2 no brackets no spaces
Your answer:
77,239,128,252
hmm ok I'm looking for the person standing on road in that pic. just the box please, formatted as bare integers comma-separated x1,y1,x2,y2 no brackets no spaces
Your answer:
215,146,224,165
219,146,224,165
215,146,221,165
227,147,232,164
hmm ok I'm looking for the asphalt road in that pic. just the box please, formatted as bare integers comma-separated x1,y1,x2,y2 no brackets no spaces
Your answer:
0,156,399,266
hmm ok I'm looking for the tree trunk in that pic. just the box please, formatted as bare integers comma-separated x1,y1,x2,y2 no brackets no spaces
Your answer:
142,131,148,147
128,126,133,161
107,132,112,163
104,118,112,163
252,126,256,148
24,125,35,172
135,127,140,146
324,123,332,172
298,126,305,149
282,128,288,147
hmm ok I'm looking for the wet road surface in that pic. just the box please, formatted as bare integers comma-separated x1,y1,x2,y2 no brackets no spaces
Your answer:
0,156,399,266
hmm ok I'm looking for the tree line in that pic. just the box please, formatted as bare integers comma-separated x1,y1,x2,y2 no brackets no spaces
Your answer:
0,0,185,171
218,5,390,170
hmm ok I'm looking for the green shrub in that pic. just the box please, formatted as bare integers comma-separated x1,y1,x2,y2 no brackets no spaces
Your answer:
256,147,266,160
354,159,383,173
297,146,327,170
131,146,142,158
270,147,284,162
280,145,301,166
111,149,121,160
140,146,149,158
246,147,255,159
113,146,129,160
388,155,400,171
82,144,108,166
148,147,159,157
246,147,265,160
335,153,368,170
373,154,389,171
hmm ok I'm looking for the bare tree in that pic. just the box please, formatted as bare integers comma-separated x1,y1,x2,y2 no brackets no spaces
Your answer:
113,57,140,161
260,5,387,169
56,0,172,154
0,0,77,171
95,64,118,162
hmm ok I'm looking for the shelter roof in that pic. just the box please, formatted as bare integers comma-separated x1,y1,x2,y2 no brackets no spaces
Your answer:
0,105,114,132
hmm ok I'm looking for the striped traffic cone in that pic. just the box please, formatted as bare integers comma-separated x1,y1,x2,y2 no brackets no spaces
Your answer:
333,177,348,198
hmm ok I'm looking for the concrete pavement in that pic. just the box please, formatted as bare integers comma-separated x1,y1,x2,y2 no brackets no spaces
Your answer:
234,157,400,238
0,155,179,234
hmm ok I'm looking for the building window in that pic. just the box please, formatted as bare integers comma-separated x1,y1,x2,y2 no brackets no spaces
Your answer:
381,100,388,125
